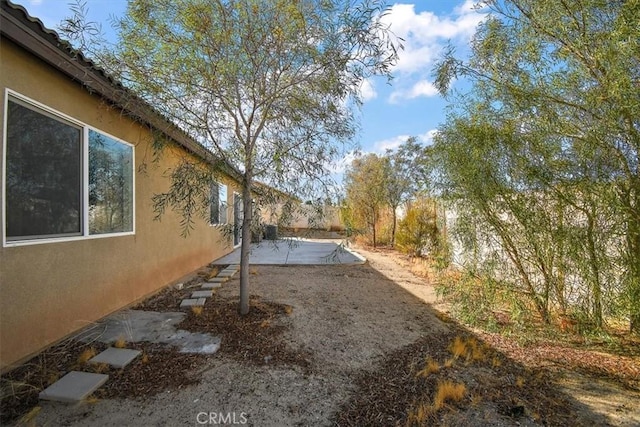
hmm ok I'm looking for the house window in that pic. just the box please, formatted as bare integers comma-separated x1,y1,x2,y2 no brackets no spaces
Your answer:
3,92,134,245
210,182,227,225
88,130,134,234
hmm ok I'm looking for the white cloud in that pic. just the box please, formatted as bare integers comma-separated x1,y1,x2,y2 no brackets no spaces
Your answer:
374,135,410,152
389,79,439,103
381,2,487,102
359,78,377,102
371,129,437,153
418,129,439,145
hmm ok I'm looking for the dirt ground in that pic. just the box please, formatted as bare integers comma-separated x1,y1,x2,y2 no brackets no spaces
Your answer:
6,244,640,426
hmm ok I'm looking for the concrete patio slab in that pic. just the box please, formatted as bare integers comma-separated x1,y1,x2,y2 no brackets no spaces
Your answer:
201,282,222,290
75,310,220,354
211,238,366,265
180,298,206,308
191,290,213,298
90,347,141,369
39,371,108,403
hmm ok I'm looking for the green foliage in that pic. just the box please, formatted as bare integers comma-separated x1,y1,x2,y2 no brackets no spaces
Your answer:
432,0,640,332
396,198,439,257
344,153,388,247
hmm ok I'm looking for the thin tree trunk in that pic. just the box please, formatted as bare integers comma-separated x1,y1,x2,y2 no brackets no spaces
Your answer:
239,177,253,315
372,208,377,248
391,207,397,247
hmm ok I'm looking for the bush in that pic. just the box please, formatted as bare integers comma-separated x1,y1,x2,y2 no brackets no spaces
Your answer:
396,198,440,257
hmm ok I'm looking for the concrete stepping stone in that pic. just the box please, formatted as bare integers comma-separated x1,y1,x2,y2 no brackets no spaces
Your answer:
192,290,213,298
201,282,221,290
217,270,236,278
180,298,206,308
39,371,108,403
90,347,141,369
206,277,228,283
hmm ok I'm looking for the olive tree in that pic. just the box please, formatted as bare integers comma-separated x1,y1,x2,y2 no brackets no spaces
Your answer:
62,0,400,314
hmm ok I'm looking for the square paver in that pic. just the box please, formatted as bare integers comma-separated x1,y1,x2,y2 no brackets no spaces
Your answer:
180,298,206,308
39,371,108,402
90,347,141,369
217,271,236,277
207,277,228,283
192,290,213,298
201,282,221,290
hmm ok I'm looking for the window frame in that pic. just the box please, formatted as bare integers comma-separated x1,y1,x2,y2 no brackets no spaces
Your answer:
2,89,136,247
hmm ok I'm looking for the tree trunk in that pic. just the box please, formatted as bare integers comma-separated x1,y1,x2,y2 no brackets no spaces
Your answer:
391,206,397,247
239,178,253,315
371,209,377,248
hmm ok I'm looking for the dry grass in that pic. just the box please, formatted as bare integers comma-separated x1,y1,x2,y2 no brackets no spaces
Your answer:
191,306,204,317
448,335,486,362
76,347,96,365
114,337,127,349
449,336,467,359
416,357,440,378
284,305,294,315
433,380,467,410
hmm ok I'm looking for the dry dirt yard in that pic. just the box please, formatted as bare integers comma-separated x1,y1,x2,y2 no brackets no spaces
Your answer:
10,246,640,426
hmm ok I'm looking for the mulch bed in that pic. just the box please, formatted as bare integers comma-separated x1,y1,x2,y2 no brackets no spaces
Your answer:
1,273,309,425
478,332,640,392
333,326,587,427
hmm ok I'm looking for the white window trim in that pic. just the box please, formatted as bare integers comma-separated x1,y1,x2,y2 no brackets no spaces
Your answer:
2,89,136,247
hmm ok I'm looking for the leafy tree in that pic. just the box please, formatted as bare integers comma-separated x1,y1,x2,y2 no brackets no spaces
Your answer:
344,153,387,247
433,0,639,331
382,137,424,246
62,0,399,314
396,196,439,258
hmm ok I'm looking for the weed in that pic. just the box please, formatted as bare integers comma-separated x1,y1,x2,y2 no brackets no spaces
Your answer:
492,356,502,368
91,363,109,374
449,336,467,359
191,306,204,317
46,371,60,385
77,347,96,365
416,357,440,377
467,337,486,361
406,401,433,426
471,394,482,406
284,305,293,315
516,376,525,387
443,357,455,368
260,319,271,328
114,337,126,349
85,395,100,404
141,353,149,364
433,380,466,410
250,268,259,275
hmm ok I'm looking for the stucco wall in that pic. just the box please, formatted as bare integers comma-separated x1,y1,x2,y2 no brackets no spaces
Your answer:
260,203,344,230
0,38,237,370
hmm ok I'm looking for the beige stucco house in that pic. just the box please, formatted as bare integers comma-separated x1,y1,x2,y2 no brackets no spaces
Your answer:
0,1,242,371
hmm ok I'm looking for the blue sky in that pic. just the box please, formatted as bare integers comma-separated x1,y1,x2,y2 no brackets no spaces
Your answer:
13,0,486,166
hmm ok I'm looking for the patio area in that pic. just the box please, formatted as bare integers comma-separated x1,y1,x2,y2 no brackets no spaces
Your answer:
211,238,365,265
